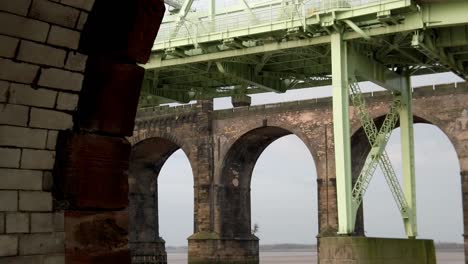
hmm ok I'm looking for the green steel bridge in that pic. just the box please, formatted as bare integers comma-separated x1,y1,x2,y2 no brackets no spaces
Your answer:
139,0,468,238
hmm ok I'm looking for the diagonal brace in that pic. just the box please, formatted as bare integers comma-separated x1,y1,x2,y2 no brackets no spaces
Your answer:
349,80,413,227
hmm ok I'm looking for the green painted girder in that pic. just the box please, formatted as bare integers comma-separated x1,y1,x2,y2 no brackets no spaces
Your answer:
140,0,468,104
348,46,408,92
152,0,413,51
216,61,290,93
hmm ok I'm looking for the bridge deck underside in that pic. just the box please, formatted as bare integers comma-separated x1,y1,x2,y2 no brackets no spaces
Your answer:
139,0,468,105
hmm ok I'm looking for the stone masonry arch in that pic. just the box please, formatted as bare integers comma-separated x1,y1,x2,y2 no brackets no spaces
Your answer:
128,136,194,263
201,125,319,263
216,126,318,238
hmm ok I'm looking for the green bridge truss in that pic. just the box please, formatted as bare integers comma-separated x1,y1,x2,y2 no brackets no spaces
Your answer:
141,0,468,237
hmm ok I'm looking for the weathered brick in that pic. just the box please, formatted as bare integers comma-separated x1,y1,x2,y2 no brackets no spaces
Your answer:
0,169,42,190
31,213,54,232
78,61,144,136
0,81,8,102
0,191,18,211
0,148,20,168
30,108,73,130
47,25,80,49
20,149,55,170
0,235,18,256
65,52,87,72
0,103,29,126
65,211,130,262
0,12,49,42
38,68,83,91
17,41,66,67
47,130,59,150
6,213,29,233
0,0,32,16
56,92,78,111
54,132,130,209
61,0,94,11
19,191,53,211
0,255,43,264
0,35,19,58
0,213,4,234
9,83,57,108
0,125,48,148
0,58,39,84
19,232,64,255
42,171,53,191
76,11,88,30
29,0,80,28
44,254,65,264
54,212,64,232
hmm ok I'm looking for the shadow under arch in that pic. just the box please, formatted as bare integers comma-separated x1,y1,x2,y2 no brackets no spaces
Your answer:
218,126,318,240
128,136,194,262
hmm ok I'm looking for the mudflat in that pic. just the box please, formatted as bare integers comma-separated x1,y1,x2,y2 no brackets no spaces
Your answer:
167,251,465,263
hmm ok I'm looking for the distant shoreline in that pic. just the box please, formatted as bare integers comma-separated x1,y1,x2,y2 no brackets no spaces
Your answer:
166,243,464,253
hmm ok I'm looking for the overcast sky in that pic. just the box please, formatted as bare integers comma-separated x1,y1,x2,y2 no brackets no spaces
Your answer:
155,72,465,247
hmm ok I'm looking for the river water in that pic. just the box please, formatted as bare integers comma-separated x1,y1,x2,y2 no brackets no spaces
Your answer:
167,251,465,264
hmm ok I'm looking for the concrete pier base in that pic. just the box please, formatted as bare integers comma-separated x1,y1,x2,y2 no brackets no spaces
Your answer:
188,233,259,264
319,236,436,264
130,239,167,264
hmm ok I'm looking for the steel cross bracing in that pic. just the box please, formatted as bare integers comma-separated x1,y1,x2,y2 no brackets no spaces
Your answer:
349,80,414,232
140,0,468,106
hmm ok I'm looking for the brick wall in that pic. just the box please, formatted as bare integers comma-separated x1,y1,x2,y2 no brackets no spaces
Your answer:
0,1,92,262
0,0,165,263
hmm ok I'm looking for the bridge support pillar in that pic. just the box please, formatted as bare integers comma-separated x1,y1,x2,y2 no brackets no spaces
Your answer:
331,31,354,234
319,237,436,264
128,162,167,264
188,233,259,264
462,171,468,263
130,240,167,264
400,75,418,238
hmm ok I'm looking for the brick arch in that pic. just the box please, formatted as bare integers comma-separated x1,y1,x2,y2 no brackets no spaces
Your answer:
217,126,318,240
411,110,468,172
129,136,195,188
130,130,191,158
217,124,321,178
128,136,194,263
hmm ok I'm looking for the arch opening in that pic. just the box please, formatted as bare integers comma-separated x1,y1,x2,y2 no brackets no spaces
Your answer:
251,135,318,252
352,117,464,262
219,126,318,257
159,149,194,262
128,137,194,262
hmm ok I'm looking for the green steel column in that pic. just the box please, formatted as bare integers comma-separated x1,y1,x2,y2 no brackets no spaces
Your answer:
400,75,418,238
331,32,354,234
209,0,215,26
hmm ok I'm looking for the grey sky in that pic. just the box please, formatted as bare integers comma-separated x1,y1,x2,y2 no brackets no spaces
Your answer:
157,72,464,246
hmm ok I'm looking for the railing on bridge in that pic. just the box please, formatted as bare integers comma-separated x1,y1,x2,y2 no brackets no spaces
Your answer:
155,0,384,47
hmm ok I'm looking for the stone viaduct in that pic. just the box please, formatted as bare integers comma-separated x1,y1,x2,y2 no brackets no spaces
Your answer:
129,82,468,263
0,0,467,263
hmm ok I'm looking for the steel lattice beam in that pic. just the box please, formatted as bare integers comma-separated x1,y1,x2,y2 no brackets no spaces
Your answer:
349,79,415,238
